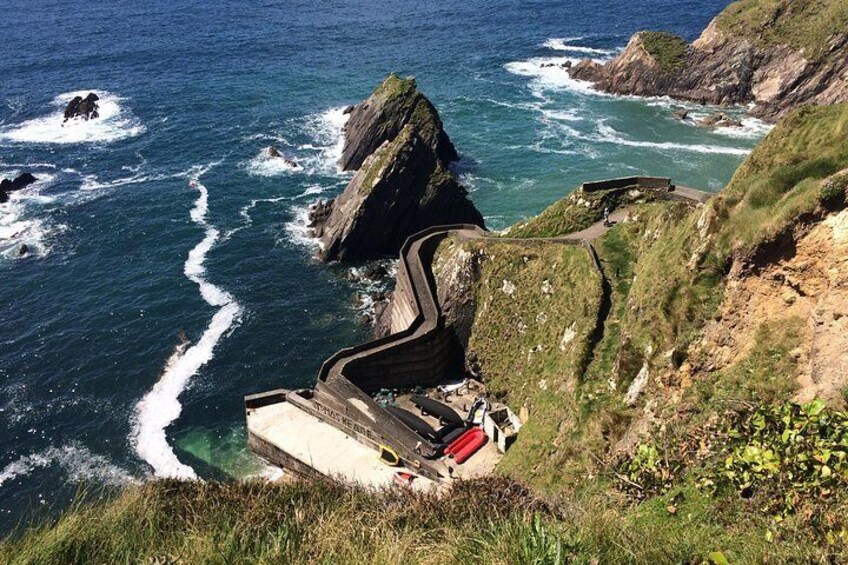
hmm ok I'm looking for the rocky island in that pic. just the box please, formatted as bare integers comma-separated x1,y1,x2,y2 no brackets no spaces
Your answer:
570,0,848,120
309,74,484,262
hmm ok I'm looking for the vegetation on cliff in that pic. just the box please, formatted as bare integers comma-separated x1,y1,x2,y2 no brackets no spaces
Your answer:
5,476,845,564
638,31,688,73
717,0,848,61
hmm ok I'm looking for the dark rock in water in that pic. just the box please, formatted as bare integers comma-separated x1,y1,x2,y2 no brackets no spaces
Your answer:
561,60,572,69
672,109,690,120
63,92,100,122
699,112,742,128
339,74,458,172
1,172,37,193
0,172,37,203
363,263,389,281
265,146,283,158
311,123,484,262
343,105,355,115
18,244,29,257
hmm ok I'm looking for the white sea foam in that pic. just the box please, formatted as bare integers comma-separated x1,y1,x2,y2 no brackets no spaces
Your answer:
542,37,617,56
283,204,323,250
504,57,606,99
298,106,351,175
223,195,291,240
0,172,65,259
131,167,242,479
712,117,774,139
0,444,138,489
0,90,145,145
245,149,304,177
593,122,750,156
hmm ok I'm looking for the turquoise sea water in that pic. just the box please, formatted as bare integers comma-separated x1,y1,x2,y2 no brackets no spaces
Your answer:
0,0,767,530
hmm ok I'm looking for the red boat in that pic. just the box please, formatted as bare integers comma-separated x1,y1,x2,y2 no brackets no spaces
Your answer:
445,427,484,457
454,432,487,464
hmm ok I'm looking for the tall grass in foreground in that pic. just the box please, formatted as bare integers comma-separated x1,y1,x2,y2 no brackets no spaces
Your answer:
1,477,841,564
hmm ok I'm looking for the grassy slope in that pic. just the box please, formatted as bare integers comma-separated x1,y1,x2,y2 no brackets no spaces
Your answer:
711,103,848,257
716,0,848,61
4,478,833,564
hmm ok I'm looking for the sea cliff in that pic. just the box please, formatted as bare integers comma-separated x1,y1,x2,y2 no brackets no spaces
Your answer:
570,0,848,121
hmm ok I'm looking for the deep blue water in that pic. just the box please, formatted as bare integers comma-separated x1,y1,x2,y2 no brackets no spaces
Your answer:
0,0,762,531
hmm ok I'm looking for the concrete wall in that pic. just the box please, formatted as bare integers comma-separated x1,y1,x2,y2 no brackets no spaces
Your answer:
581,176,671,192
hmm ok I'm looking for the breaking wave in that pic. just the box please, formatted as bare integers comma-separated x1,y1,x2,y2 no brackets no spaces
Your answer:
0,90,145,145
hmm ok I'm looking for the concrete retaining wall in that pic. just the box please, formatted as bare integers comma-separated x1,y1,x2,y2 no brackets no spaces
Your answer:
581,176,671,192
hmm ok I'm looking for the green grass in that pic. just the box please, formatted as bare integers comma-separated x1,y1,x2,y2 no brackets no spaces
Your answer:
368,73,450,163
5,477,844,564
506,186,658,239
717,0,848,61
638,31,688,73
711,103,848,257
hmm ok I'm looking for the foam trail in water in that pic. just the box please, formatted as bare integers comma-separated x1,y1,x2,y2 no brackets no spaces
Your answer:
223,195,291,240
0,444,138,488
542,37,617,56
0,90,145,145
594,123,750,156
131,167,242,479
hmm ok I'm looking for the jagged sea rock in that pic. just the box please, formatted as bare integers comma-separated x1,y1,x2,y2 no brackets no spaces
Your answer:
0,172,37,203
63,93,100,122
339,74,458,171
311,124,483,262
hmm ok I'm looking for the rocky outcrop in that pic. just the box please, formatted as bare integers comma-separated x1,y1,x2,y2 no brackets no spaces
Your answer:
309,75,484,262
310,124,483,262
0,172,37,203
568,4,848,121
63,93,100,122
339,74,458,171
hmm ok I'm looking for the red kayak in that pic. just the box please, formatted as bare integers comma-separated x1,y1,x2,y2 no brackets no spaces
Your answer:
445,428,483,457
454,432,487,464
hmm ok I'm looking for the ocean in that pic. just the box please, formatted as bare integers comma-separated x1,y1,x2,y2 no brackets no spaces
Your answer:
0,0,765,531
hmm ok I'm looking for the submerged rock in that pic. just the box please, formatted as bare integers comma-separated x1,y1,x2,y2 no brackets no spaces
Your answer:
63,92,100,122
699,112,743,128
18,244,29,257
339,74,458,172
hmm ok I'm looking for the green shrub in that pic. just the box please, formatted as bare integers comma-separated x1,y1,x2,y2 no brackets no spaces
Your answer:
639,31,688,73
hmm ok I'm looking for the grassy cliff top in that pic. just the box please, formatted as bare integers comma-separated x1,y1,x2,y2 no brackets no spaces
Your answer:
716,0,848,60
638,31,688,73
712,102,848,255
